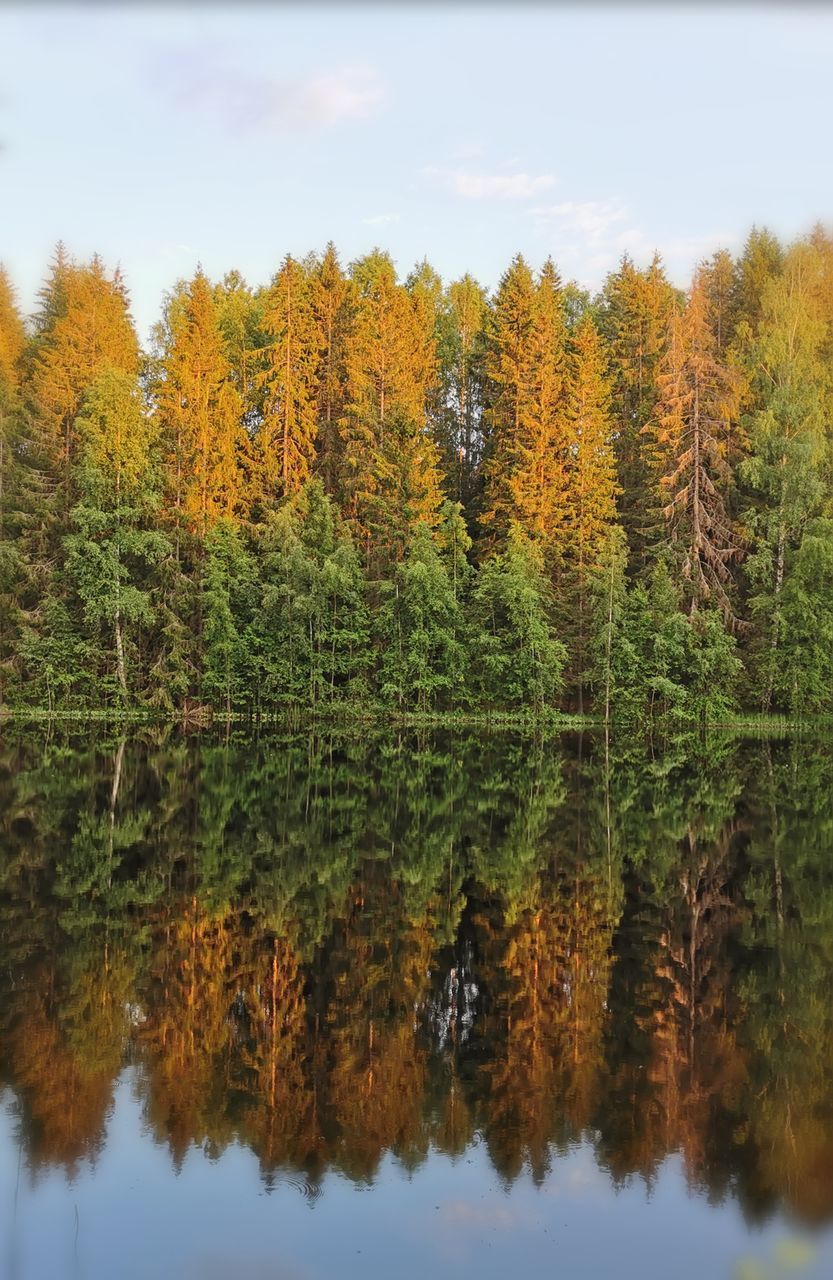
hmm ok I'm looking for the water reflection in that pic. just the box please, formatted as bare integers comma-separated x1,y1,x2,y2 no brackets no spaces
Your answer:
1,726,833,1234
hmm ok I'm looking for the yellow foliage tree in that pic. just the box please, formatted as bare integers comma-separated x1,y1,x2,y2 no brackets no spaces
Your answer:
340,251,443,562
28,253,139,466
156,270,244,539
482,256,569,558
255,254,321,503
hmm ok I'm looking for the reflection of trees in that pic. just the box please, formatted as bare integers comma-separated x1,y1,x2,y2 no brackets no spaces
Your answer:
1,729,833,1227
462,850,621,1184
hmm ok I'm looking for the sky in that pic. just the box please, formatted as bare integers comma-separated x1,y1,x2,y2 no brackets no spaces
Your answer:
2,3,832,340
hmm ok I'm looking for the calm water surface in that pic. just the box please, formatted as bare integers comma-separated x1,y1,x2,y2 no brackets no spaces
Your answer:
1,727,832,1280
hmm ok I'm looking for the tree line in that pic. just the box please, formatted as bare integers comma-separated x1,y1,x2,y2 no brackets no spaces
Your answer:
1,226,832,721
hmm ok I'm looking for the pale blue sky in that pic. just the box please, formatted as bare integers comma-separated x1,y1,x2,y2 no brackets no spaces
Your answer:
2,3,831,339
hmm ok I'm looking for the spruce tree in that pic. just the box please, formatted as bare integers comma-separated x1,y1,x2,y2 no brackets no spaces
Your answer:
377,522,468,713
28,254,139,469
481,256,569,559
260,479,368,707
155,269,244,540
560,315,619,707
471,525,565,715
255,255,321,504
311,243,351,494
339,251,443,566
647,273,744,621
63,369,168,700
598,253,676,560
201,519,260,714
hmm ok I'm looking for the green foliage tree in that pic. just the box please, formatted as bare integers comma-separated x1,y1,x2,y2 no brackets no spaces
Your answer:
377,522,468,712
260,479,368,708
741,240,828,708
471,526,565,715
201,518,260,714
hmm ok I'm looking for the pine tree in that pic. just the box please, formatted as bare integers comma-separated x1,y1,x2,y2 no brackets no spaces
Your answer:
481,256,569,558
155,270,244,541
253,255,321,505
647,273,744,621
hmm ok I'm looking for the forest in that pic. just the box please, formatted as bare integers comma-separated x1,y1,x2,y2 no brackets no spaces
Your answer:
1,226,832,723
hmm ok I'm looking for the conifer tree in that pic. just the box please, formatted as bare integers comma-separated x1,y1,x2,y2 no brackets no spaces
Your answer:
647,273,744,621
701,249,738,355
587,525,630,725
311,243,350,493
28,254,139,468
155,270,244,540
63,369,168,699
377,521,468,712
201,519,260,714
562,316,619,704
773,519,833,715
213,270,263,408
471,525,565,715
481,256,569,559
564,315,618,573
260,479,368,707
255,255,321,503
340,251,443,564
598,253,676,559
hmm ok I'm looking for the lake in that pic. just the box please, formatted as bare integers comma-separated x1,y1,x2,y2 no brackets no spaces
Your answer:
1,726,832,1280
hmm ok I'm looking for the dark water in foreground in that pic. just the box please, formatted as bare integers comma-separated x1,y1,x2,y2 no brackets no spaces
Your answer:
1,727,833,1280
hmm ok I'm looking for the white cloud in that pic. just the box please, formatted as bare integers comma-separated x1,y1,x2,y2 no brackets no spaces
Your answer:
423,166,557,201
155,49,384,132
363,212,400,227
530,199,628,241
527,194,738,291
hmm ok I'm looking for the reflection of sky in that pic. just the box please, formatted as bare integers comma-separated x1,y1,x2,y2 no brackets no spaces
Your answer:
2,1072,831,1280
3,6,833,341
